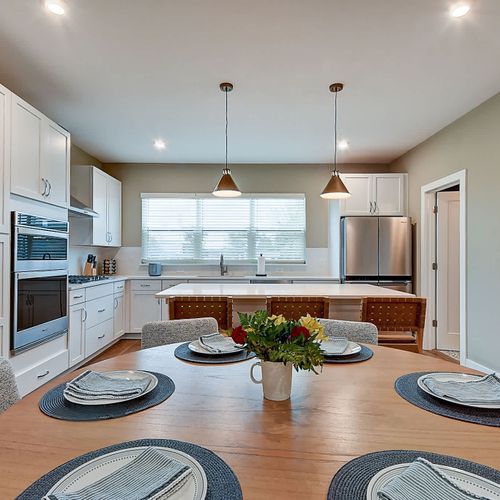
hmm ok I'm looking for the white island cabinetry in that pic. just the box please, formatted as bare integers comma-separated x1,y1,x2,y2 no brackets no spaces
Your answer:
128,279,185,334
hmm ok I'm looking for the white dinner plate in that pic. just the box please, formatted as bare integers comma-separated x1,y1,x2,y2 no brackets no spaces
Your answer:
63,370,158,406
322,341,362,357
417,372,500,409
188,339,244,356
46,446,207,500
366,462,500,499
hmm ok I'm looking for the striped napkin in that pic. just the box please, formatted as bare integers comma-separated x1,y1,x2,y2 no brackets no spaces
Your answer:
321,338,349,355
44,447,192,500
64,370,151,401
198,333,242,354
422,373,500,405
377,457,491,500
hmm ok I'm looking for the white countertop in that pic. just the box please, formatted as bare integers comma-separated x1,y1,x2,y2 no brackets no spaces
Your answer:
67,274,340,290
156,283,414,299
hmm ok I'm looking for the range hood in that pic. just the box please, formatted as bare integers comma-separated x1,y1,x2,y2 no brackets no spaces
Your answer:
69,195,99,217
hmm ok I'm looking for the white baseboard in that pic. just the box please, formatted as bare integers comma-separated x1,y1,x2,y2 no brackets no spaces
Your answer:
464,358,494,374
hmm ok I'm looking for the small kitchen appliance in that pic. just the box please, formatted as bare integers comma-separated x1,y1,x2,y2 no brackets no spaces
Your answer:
148,263,161,276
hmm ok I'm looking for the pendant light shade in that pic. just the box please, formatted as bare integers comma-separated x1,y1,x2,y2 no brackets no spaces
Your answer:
320,171,351,199
320,83,351,200
213,82,241,197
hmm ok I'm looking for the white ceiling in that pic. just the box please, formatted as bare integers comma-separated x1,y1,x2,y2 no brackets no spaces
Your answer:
1,0,499,164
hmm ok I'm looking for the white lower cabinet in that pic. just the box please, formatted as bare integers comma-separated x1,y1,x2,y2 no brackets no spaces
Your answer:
16,350,69,396
85,319,113,358
69,303,86,367
113,293,125,338
129,291,162,333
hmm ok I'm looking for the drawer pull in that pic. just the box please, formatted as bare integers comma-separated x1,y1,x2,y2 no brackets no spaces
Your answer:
37,370,50,379
73,294,83,299
140,284,151,287
97,334,105,339
98,308,106,313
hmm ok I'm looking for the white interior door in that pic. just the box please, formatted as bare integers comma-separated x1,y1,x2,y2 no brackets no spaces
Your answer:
436,191,460,351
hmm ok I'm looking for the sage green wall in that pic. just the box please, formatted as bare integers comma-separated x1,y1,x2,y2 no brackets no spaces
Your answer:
102,163,389,248
391,91,500,371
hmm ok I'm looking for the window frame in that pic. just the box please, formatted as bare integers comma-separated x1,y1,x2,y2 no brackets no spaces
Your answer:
140,192,307,265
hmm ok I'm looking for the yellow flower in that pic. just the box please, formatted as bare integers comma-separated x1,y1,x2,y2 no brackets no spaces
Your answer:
269,314,286,326
299,314,327,341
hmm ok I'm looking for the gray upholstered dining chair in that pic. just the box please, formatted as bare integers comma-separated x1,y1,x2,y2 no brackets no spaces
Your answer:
0,356,20,413
141,317,219,349
318,319,378,345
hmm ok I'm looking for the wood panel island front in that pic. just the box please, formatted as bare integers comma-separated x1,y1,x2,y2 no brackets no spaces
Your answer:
157,283,414,324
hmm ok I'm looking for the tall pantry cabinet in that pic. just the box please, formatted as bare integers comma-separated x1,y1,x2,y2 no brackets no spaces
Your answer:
0,84,10,356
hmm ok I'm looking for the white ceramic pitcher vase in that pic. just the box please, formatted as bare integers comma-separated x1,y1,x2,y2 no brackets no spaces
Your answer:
250,360,293,401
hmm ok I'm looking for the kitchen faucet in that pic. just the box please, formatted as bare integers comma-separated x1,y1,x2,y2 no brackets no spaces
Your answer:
220,253,228,276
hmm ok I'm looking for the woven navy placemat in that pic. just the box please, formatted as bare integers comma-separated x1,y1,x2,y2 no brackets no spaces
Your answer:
327,449,500,499
174,342,256,364
395,371,500,427
323,345,373,364
17,438,242,500
39,371,175,421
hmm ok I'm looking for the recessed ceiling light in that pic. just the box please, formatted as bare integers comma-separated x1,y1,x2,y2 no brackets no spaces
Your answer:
44,0,66,15
338,140,349,150
450,3,471,17
153,139,166,150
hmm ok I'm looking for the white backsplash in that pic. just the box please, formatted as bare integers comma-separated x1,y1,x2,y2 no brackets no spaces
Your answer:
101,246,334,277
69,245,119,275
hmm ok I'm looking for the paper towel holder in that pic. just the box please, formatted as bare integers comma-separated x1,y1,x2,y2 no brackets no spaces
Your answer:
256,253,267,277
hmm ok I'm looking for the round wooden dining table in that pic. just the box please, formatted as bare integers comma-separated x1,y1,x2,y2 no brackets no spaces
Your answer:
0,344,499,499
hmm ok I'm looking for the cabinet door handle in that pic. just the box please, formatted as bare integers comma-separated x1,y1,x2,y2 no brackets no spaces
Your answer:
41,178,48,196
373,201,377,213
109,233,112,242
97,308,106,313
73,294,83,299
97,334,105,339
37,370,50,379
369,201,373,213
114,297,118,309
82,308,88,322
47,180,52,197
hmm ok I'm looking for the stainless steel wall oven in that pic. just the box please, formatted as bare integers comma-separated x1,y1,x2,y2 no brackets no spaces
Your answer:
11,212,69,353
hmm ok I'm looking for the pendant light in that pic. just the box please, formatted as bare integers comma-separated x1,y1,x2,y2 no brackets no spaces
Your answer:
213,82,241,197
320,83,351,199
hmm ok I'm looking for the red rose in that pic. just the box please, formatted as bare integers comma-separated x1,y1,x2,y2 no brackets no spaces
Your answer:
231,325,248,345
290,325,310,340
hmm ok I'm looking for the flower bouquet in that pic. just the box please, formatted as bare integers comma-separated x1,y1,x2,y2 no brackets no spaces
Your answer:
230,310,326,401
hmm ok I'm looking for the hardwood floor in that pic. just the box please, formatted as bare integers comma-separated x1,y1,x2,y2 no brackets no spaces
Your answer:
82,340,141,367
87,340,460,366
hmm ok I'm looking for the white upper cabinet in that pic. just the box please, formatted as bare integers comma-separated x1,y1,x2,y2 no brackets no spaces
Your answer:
70,166,122,247
339,174,372,215
0,84,10,234
42,119,70,207
92,169,108,246
11,95,44,201
340,173,407,216
106,174,121,246
10,93,70,208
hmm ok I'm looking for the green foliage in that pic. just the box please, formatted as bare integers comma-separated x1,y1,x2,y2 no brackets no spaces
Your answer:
237,310,324,373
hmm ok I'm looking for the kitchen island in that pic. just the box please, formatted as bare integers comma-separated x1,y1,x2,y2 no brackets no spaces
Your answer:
157,283,414,322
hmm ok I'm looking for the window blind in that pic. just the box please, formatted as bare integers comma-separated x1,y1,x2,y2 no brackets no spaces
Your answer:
141,193,306,263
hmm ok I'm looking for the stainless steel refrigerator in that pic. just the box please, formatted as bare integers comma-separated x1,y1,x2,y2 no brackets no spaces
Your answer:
340,216,412,293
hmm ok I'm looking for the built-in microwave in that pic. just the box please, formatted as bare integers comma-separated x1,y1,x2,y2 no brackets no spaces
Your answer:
12,212,69,272
11,212,69,353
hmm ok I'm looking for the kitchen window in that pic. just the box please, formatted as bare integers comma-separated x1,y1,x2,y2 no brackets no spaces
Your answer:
141,193,306,263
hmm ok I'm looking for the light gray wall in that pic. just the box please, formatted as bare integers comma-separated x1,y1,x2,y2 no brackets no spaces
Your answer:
102,163,389,248
391,91,500,371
